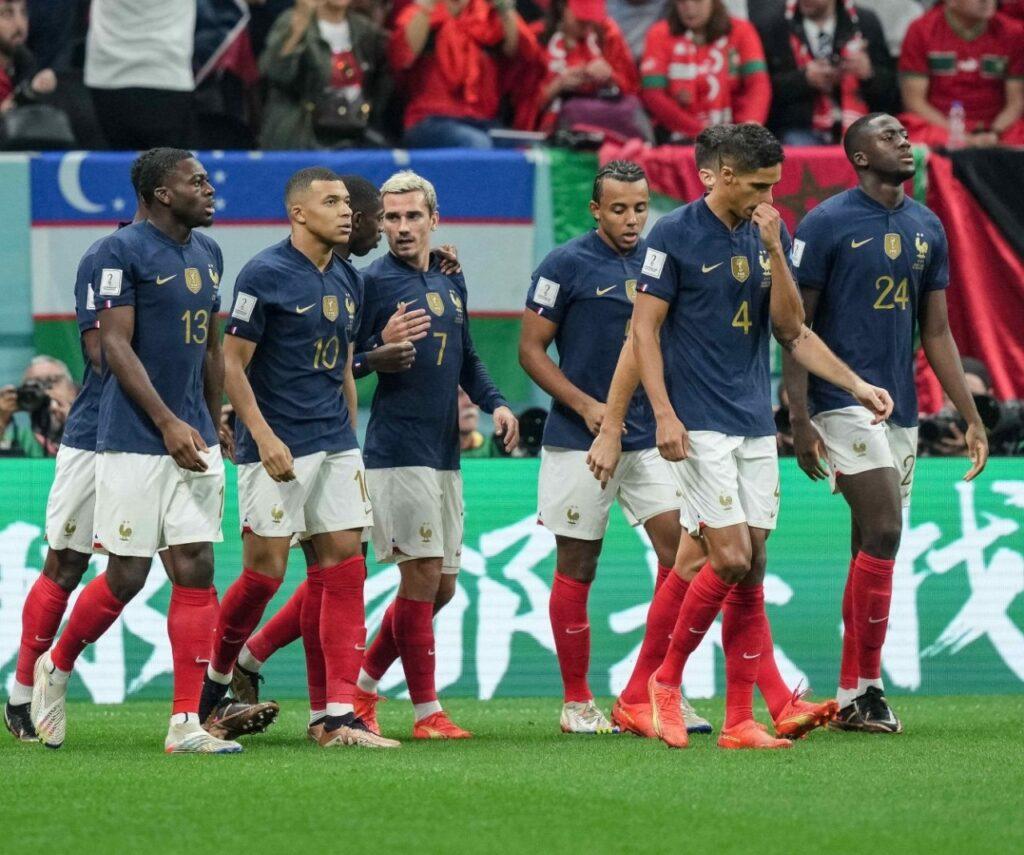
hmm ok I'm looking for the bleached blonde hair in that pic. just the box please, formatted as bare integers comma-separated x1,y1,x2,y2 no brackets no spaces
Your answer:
379,170,438,214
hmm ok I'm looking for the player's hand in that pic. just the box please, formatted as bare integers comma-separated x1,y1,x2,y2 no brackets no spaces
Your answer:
434,244,462,275
579,398,605,436
656,413,690,462
257,432,295,482
382,302,430,345
851,381,893,424
492,405,519,453
162,418,209,472
963,420,989,482
587,428,622,489
368,341,416,373
751,203,783,254
792,419,829,481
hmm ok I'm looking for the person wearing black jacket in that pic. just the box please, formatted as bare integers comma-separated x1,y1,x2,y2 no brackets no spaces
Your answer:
753,0,898,145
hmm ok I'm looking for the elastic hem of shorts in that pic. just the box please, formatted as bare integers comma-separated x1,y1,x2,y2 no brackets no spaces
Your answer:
633,503,685,527
164,533,225,548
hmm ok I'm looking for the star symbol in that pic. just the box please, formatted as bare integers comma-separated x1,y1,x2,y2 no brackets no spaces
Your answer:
777,163,850,226
214,198,226,211
112,197,125,211
213,170,227,184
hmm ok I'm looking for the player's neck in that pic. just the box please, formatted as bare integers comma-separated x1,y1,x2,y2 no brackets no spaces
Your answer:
290,231,334,272
146,211,191,244
858,175,905,210
595,227,626,255
705,191,742,231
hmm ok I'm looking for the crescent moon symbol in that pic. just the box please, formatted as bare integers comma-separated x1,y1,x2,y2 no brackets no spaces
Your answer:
58,151,105,214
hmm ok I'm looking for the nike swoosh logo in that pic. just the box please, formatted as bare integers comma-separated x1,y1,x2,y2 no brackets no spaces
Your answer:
701,263,723,273
850,238,874,249
34,635,54,643
355,644,367,651
194,658,211,665
427,649,435,656
595,285,617,296
742,652,761,659
565,626,590,634
688,627,704,635
868,616,888,624
296,304,316,314
222,636,246,644
155,275,176,285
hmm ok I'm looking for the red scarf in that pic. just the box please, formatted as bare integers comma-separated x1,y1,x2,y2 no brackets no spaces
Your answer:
433,0,507,106
786,0,868,136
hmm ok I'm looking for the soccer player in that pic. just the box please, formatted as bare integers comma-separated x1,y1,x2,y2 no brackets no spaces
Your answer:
353,170,519,739
518,160,710,735
31,148,244,754
198,168,398,749
784,112,989,733
589,123,892,750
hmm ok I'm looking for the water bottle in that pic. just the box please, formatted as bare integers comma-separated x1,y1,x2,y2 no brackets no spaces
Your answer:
948,101,966,151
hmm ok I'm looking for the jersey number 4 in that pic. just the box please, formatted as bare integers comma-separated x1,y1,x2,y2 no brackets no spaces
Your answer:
732,301,752,335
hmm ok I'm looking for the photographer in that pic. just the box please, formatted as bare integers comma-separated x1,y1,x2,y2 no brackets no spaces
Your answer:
0,355,78,458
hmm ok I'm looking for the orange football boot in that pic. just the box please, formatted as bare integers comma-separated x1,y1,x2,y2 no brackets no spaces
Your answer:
647,675,688,749
718,719,792,750
413,711,472,740
354,689,384,736
773,689,839,740
611,696,657,738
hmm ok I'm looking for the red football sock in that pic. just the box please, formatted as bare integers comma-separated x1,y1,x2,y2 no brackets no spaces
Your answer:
246,580,305,664
320,556,367,707
16,574,72,685
740,593,791,720
721,583,764,728
393,596,437,704
654,563,673,593
549,571,593,703
210,567,281,675
839,557,859,691
363,600,399,682
853,551,895,681
655,562,732,686
621,572,689,704
168,585,218,715
50,573,126,673
300,564,326,711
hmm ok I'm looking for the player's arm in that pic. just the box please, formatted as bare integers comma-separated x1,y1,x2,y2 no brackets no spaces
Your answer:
587,332,641,487
518,310,604,435
203,313,232,461
781,288,828,480
460,314,519,452
919,288,988,480
754,203,805,341
343,343,358,429
632,292,688,460
100,305,208,471
992,78,1024,139
82,328,102,375
222,334,295,482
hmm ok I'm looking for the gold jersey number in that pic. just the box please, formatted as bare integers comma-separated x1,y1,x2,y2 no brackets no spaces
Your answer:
313,336,340,369
181,309,209,344
874,276,909,311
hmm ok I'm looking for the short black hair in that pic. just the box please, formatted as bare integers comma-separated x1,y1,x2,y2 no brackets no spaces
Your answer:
133,147,194,204
714,123,784,174
338,174,382,214
285,166,341,205
843,112,892,163
592,160,647,203
694,124,731,170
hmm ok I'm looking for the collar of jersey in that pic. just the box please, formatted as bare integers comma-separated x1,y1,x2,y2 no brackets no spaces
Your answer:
142,219,193,248
851,186,909,214
386,250,445,276
696,196,751,235
586,228,641,260
283,236,337,274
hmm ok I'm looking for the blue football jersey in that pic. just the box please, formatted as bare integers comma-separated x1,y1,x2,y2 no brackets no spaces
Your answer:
793,188,949,428
638,197,792,437
227,238,362,465
358,253,507,471
526,230,655,452
93,221,223,455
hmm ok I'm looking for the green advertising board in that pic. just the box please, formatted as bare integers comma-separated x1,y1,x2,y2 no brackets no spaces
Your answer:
1,459,1022,704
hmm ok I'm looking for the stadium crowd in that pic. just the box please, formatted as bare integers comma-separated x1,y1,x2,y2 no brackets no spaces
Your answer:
1,0,1022,151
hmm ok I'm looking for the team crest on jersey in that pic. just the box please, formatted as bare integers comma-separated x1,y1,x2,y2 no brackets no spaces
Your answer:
427,292,445,316
322,295,339,321
884,233,902,260
449,290,463,310
184,267,202,294
718,494,733,509
419,524,433,542
853,440,867,456
344,295,356,317
64,519,77,536
270,505,284,524
731,256,750,283
914,233,929,270
758,251,772,287
566,506,580,526
625,279,638,303
118,521,133,542
207,265,220,286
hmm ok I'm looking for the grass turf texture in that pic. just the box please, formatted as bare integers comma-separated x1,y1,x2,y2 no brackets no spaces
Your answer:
4,696,1022,853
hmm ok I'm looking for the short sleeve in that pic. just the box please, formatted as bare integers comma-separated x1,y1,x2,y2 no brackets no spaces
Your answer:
92,237,137,313
898,17,928,77
637,219,680,303
75,256,99,334
792,207,835,290
923,219,950,292
734,19,767,77
225,261,272,343
526,249,573,324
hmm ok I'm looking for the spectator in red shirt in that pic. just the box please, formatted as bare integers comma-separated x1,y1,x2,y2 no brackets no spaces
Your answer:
640,0,770,143
390,0,540,148
899,0,1024,147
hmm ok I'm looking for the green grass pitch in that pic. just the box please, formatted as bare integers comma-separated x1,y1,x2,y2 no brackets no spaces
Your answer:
4,696,1023,853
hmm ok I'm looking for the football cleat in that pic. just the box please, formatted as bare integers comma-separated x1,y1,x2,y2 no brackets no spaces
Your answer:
318,714,400,749
560,700,617,734
413,711,472,740
4,701,38,743
718,719,792,750
203,698,280,740
829,687,902,734
611,697,656,738
680,695,714,734
230,663,263,706
166,717,243,754
647,674,688,749
773,688,839,739
31,653,67,749
354,688,385,735
307,720,326,743
197,675,230,724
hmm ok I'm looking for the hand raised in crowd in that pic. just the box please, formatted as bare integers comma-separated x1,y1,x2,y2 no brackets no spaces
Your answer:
0,385,17,423
585,58,614,85
382,301,431,344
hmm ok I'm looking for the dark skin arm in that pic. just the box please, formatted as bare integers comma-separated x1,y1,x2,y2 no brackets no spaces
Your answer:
782,287,829,480
100,305,208,471
203,314,230,459
82,328,102,375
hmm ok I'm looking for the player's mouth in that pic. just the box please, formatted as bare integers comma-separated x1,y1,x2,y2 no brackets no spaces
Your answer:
203,204,215,216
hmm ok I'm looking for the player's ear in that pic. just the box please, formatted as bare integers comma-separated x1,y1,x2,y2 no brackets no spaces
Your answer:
720,165,734,185
430,209,439,231
290,204,306,225
851,151,868,169
588,199,600,221
153,186,171,207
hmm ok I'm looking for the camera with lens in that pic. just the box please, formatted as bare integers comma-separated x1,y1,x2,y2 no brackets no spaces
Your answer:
15,379,50,413
918,393,1022,456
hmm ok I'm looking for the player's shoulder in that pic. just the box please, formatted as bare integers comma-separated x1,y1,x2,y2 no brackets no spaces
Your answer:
190,229,222,259
796,192,847,233
903,197,946,234
542,233,589,271
236,240,290,289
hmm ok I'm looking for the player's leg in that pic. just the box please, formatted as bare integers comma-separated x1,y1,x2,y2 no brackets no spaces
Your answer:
234,578,306,704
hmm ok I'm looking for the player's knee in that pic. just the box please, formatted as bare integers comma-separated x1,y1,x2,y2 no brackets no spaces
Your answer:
45,549,92,592
712,545,752,584
434,576,457,612
861,519,902,560
105,564,149,602
170,543,215,588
